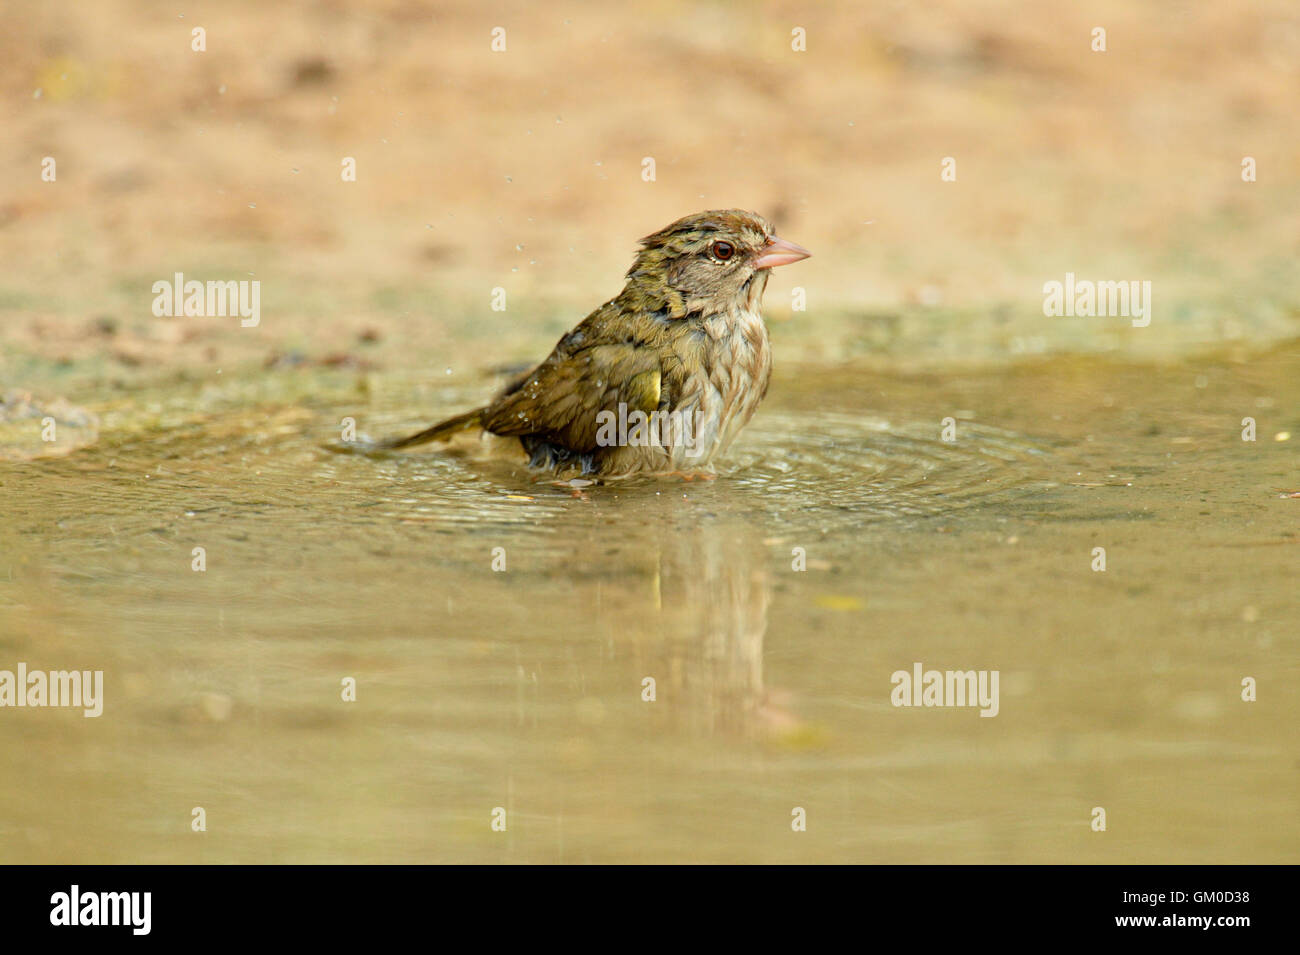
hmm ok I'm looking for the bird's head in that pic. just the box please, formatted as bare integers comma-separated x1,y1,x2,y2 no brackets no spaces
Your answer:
623,209,810,319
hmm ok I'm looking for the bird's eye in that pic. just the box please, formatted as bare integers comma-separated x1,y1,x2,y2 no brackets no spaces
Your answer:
711,240,734,261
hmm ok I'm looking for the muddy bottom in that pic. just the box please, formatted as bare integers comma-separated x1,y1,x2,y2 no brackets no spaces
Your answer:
0,344,1296,863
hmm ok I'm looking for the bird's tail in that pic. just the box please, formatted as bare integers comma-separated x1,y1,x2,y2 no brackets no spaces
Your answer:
377,408,485,450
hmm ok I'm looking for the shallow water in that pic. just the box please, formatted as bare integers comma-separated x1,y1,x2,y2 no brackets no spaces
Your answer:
1,345,1296,863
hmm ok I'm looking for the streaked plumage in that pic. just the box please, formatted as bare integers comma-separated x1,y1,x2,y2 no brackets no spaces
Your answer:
382,210,810,477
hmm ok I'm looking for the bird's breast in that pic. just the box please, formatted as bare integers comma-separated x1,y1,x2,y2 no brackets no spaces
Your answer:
669,307,772,467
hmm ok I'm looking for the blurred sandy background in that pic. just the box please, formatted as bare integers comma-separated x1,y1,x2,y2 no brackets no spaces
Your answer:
2,0,1298,382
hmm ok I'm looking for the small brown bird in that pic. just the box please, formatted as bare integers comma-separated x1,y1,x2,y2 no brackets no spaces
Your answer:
382,210,810,477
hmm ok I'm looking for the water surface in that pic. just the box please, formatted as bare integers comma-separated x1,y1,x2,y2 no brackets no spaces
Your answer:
1,346,1296,863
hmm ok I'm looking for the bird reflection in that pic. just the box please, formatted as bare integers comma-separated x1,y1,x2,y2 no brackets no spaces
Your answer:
608,518,800,738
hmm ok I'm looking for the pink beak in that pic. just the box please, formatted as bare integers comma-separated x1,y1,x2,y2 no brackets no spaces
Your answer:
754,234,811,270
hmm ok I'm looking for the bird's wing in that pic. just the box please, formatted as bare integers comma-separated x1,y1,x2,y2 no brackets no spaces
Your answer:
481,309,664,452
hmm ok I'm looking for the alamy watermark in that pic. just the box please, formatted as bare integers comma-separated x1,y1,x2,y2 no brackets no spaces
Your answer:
890,662,999,717
1042,272,1151,327
50,886,150,935
595,402,703,457
0,662,103,717
152,272,260,327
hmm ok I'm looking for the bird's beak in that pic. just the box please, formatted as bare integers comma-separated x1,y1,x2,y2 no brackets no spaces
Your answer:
754,235,812,270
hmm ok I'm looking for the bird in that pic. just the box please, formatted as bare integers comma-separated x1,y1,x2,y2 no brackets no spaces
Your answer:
379,209,810,478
